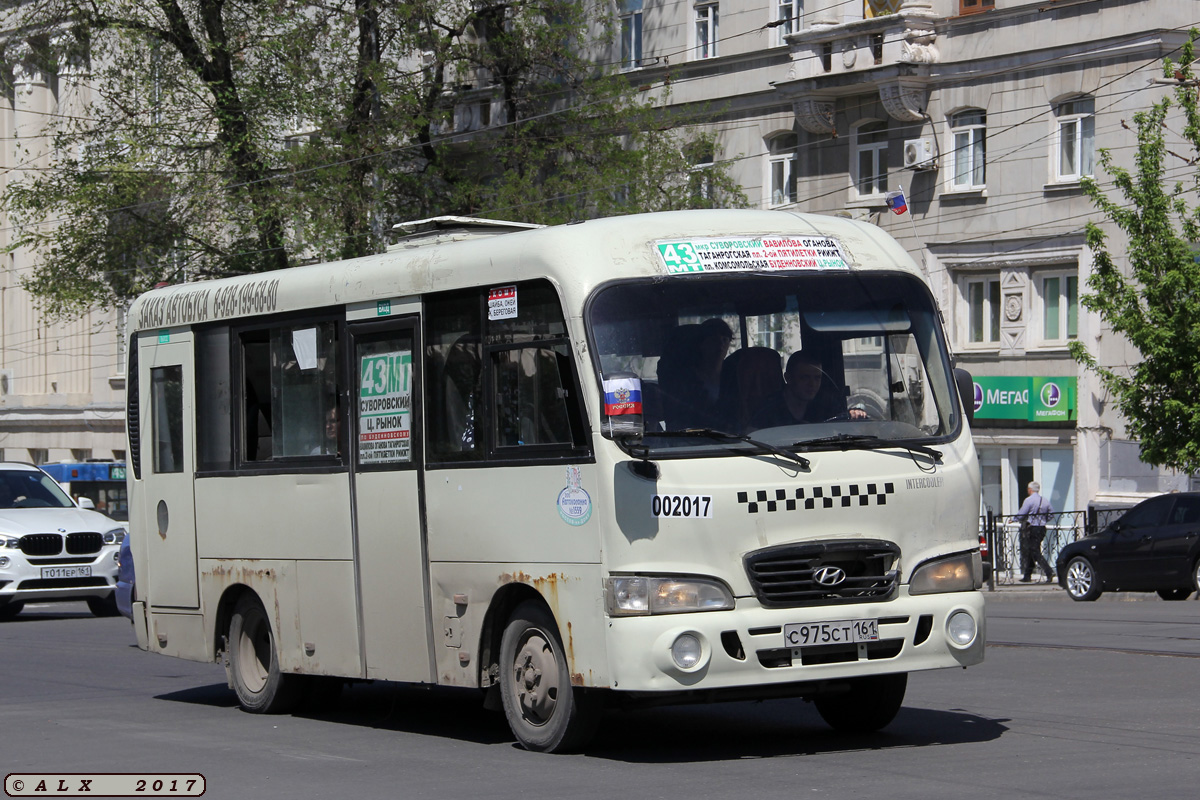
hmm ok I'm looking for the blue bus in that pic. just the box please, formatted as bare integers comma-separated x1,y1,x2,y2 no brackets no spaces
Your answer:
39,461,128,521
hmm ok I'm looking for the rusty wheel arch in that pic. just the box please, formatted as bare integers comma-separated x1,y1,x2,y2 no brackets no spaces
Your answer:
478,583,547,689
212,584,257,660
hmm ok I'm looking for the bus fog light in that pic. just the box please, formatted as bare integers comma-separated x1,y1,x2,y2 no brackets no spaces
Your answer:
671,633,702,669
947,611,977,646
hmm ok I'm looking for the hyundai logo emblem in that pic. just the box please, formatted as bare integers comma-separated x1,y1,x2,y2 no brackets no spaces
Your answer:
814,566,847,587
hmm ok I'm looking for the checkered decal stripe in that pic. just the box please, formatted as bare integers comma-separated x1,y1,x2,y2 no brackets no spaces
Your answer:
736,483,895,513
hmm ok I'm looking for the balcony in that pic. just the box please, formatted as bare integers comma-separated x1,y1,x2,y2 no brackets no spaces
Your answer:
773,1,943,134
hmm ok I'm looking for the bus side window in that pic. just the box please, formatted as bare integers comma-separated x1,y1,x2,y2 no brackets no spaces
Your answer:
485,281,588,453
425,292,483,462
150,365,184,474
196,326,232,471
241,331,273,461
493,345,575,447
238,321,339,463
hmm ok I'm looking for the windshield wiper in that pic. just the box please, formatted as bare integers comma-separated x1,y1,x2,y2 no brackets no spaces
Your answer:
793,433,942,462
632,428,811,470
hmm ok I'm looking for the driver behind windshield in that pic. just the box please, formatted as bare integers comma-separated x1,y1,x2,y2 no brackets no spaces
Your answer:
750,350,866,429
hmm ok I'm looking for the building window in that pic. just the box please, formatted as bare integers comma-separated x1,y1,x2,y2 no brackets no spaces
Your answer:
695,3,718,59
28,448,48,466
958,0,994,14
752,313,785,351
1039,271,1079,343
820,41,832,72
775,0,800,46
766,133,798,207
853,120,889,198
949,109,986,190
620,0,643,69
1055,96,1094,182
688,143,716,203
964,276,1001,345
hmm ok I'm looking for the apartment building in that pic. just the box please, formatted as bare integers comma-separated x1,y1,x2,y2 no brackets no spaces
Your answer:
613,0,1195,515
0,37,127,467
0,0,1193,515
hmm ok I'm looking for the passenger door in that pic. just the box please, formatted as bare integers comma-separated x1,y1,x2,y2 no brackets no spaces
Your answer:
348,313,432,682
1102,496,1171,588
1148,495,1200,585
139,331,200,609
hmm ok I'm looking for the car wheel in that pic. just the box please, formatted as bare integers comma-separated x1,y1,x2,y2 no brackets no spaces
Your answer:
814,673,908,733
1064,556,1102,601
499,600,602,753
0,601,25,621
1194,559,1200,595
1156,588,1192,601
227,594,304,714
87,595,121,617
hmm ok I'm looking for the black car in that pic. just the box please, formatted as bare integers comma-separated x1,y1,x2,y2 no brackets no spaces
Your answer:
1057,493,1200,601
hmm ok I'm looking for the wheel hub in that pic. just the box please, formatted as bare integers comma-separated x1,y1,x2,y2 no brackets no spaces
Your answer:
514,632,559,725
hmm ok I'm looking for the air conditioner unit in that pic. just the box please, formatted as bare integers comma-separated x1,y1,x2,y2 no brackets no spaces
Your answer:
903,138,936,169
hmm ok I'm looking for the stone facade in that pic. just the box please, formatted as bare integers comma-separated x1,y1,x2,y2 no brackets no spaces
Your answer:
612,0,1192,514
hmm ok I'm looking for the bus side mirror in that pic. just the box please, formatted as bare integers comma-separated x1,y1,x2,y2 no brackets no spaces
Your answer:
953,367,975,426
77,497,96,510
601,373,644,440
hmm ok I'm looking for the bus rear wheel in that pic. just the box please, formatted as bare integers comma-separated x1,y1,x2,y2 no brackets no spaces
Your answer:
813,673,907,733
228,594,303,714
499,600,601,753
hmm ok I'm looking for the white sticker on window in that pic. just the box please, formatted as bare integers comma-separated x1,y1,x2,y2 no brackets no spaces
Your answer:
654,236,849,274
358,350,413,464
292,327,319,371
488,285,518,320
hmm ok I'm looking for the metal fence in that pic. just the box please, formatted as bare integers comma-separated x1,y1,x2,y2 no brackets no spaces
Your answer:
980,509,1125,587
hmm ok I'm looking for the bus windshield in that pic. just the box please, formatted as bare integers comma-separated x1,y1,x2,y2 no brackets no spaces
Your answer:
588,271,959,456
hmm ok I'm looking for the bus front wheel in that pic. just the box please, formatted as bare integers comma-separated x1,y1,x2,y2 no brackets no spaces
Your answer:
228,594,303,714
498,600,601,753
813,673,907,733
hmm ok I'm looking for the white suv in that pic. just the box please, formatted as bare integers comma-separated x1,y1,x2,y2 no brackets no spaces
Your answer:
0,462,126,619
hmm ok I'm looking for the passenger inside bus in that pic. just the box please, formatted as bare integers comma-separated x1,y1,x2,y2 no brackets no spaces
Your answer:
657,318,733,430
749,350,866,429
718,346,784,434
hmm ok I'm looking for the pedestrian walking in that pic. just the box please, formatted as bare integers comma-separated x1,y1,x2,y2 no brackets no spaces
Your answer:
1018,481,1055,583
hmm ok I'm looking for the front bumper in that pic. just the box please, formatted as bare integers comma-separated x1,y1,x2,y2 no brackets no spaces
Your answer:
605,588,985,694
0,547,120,604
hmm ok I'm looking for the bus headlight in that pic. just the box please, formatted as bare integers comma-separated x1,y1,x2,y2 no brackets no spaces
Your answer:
605,576,735,616
909,552,982,595
103,528,126,545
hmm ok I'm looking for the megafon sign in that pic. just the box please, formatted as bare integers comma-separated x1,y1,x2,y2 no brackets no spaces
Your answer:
971,376,1076,422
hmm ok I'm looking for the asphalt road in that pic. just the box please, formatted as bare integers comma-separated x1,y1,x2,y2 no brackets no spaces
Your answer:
2,594,1199,799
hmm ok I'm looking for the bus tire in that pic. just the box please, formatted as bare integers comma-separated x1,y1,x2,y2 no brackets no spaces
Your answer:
228,594,304,714
87,595,121,617
813,673,907,733
499,600,601,753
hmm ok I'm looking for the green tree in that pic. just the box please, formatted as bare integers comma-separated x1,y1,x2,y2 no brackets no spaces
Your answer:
2,0,744,318
1072,29,1200,472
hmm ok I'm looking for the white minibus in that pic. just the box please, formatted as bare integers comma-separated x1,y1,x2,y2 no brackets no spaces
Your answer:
125,209,984,752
